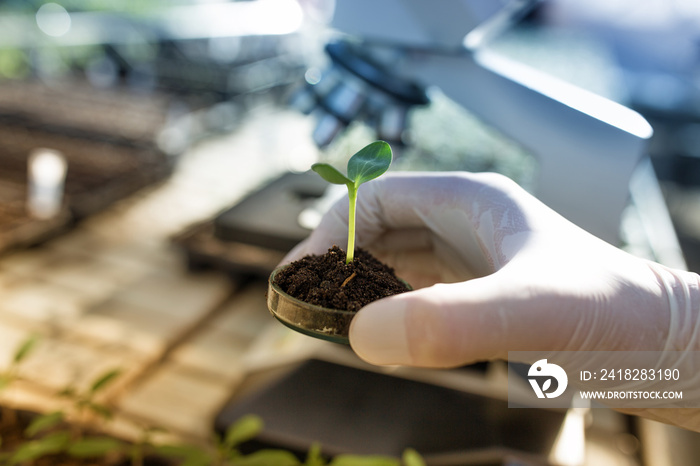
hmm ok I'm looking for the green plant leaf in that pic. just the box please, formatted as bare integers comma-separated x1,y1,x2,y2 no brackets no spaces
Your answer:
229,449,301,465
329,455,399,466
0,375,11,392
401,449,426,466
142,425,169,435
13,335,39,364
346,141,392,188
311,163,352,185
224,414,264,449
305,442,326,466
66,436,125,458
9,431,70,464
86,401,113,420
57,386,77,398
181,455,214,466
311,141,393,265
24,411,64,437
89,368,122,394
154,444,212,466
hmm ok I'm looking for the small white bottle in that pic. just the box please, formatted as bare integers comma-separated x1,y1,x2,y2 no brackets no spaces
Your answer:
27,148,68,219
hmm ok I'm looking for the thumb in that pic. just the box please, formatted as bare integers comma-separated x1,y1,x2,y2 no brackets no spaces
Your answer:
348,277,509,368
348,273,571,368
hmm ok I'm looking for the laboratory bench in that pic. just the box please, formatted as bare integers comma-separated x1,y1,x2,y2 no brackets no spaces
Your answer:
0,96,695,465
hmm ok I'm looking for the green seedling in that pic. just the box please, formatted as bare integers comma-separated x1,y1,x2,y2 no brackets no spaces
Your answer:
58,367,122,429
312,141,392,264
1,351,426,466
0,335,39,392
11,367,128,465
0,335,40,431
155,414,300,466
156,414,425,466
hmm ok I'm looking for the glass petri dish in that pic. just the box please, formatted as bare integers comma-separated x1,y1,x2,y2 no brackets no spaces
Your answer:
267,266,355,345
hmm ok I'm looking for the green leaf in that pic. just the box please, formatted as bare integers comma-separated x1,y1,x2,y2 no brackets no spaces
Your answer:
143,425,169,434
25,411,64,437
0,375,11,392
9,431,70,464
182,455,214,466
329,455,399,466
311,163,352,185
66,436,125,457
13,335,39,364
224,414,264,449
86,401,113,420
154,444,213,466
305,442,326,466
89,368,122,394
57,386,77,398
401,449,426,466
229,449,300,465
346,141,392,187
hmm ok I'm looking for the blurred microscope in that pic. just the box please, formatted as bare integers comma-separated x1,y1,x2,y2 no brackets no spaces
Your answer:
209,0,687,281
302,0,682,255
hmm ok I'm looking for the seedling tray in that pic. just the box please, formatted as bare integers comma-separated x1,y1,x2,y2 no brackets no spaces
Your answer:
0,117,171,216
172,220,288,279
213,171,328,251
0,81,175,254
0,80,171,145
0,178,71,253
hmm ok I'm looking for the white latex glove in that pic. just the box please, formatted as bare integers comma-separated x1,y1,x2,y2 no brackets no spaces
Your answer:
283,172,700,430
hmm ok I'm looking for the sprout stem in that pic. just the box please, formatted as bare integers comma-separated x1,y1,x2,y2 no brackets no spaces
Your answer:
311,141,392,265
346,186,357,264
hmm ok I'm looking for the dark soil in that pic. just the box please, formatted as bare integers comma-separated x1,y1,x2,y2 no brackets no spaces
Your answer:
273,246,410,312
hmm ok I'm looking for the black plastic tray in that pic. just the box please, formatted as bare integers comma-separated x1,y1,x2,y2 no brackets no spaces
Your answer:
213,171,328,251
215,359,564,464
174,171,330,279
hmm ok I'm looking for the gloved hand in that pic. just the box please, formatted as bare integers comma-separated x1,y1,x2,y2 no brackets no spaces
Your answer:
283,172,700,430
